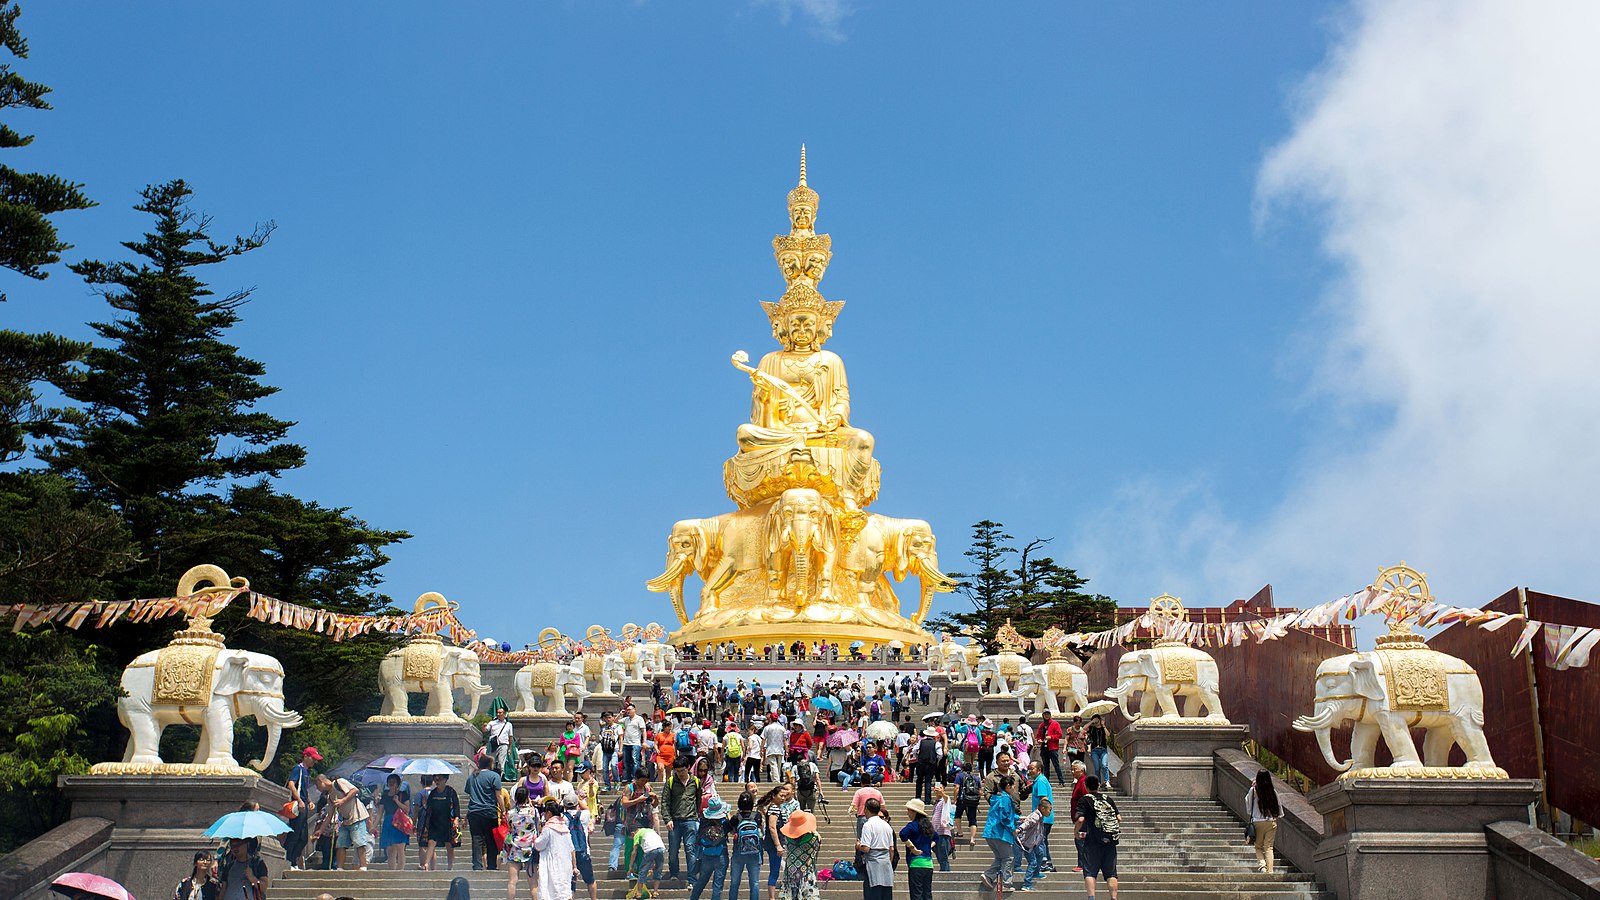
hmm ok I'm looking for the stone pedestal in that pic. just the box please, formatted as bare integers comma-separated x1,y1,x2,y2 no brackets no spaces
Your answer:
351,719,482,772
1310,777,1540,900
943,680,1036,723
509,712,571,756
61,774,288,900
1116,720,1249,798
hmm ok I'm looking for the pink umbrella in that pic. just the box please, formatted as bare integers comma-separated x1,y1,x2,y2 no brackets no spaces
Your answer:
826,728,860,748
51,873,135,900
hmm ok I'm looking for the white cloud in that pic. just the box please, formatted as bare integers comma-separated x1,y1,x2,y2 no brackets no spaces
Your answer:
1075,0,1600,612
755,0,853,42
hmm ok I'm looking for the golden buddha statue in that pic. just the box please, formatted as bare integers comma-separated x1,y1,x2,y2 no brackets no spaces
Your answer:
648,147,955,649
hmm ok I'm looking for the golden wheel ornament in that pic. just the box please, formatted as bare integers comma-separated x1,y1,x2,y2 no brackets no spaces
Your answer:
1374,561,1431,623
1149,593,1186,621
534,627,568,652
619,623,643,642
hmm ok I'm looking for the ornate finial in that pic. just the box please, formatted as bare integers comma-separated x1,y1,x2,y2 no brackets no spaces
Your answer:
995,619,1031,654
799,144,808,186
786,148,820,235
174,564,246,638
1040,626,1069,659
1373,562,1431,648
1149,593,1187,621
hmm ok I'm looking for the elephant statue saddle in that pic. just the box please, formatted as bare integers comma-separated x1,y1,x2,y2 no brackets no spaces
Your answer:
1047,666,1076,690
527,663,560,688
1375,646,1453,712
1157,646,1199,684
582,654,605,675
153,625,226,705
154,644,221,705
402,638,444,682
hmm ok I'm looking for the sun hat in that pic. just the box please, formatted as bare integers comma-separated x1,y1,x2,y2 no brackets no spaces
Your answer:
965,715,977,724
905,798,929,817
779,810,817,839
704,797,729,820
922,727,939,737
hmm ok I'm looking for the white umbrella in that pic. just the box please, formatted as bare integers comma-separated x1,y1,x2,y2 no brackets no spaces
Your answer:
1078,700,1117,719
865,720,899,742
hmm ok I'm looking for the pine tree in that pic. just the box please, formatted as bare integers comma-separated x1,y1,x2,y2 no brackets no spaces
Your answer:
0,0,94,290
47,180,299,594
0,0,94,460
928,520,1018,652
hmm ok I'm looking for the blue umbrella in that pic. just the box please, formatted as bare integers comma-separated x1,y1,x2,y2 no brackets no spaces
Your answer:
398,757,461,776
204,810,291,839
812,696,842,714
351,766,397,787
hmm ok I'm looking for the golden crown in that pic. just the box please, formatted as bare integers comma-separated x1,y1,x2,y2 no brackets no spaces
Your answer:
761,281,845,327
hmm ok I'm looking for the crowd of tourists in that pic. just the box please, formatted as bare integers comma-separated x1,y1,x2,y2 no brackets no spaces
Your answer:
171,667,1286,900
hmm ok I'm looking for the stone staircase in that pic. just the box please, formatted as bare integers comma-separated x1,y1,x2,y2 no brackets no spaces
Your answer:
279,689,1332,900
278,779,1330,900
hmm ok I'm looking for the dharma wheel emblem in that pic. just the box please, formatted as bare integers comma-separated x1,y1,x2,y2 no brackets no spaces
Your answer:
1149,593,1186,622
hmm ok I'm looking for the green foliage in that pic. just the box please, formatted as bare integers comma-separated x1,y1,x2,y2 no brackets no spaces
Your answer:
48,180,297,589
0,471,140,604
0,0,95,292
928,520,1117,654
0,631,123,851
271,704,352,781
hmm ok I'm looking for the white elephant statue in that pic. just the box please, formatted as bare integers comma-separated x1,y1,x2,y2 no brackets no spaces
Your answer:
975,653,1034,697
1013,659,1090,717
927,636,976,683
1104,644,1226,722
576,651,627,695
376,636,495,720
638,640,679,679
514,662,593,715
1291,644,1499,775
109,641,302,773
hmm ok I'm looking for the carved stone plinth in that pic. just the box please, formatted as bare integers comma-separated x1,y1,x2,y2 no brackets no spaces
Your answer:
509,712,572,757
942,679,1038,723
350,719,482,772
1117,720,1250,798
60,774,288,900
1309,777,1540,900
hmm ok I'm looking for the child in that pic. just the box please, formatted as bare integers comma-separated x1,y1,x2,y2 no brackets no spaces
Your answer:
1013,797,1051,891
627,822,666,899
690,796,730,900
579,765,600,819
778,810,821,900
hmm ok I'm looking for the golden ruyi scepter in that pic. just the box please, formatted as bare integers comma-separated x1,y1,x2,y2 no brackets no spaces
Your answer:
731,350,822,425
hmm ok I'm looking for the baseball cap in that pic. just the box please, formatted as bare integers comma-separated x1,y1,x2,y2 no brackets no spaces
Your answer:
302,747,323,761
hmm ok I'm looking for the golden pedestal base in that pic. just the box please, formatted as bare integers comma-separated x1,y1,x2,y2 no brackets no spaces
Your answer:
668,617,930,651
1338,765,1510,780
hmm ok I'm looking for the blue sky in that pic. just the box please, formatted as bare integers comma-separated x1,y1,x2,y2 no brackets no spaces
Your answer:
8,2,1597,643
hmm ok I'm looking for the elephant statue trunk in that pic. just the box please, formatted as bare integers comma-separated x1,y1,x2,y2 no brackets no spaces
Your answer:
1293,704,1352,772
247,695,303,771
1104,680,1138,720
463,680,494,720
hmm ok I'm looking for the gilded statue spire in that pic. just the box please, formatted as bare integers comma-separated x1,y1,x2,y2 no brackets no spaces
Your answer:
769,145,841,331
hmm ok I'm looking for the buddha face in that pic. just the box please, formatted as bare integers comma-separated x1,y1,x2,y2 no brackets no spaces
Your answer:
786,312,818,349
803,252,829,281
778,250,803,281
790,203,816,230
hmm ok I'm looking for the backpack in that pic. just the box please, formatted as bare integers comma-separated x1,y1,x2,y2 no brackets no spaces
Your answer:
830,860,859,880
698,820,726,854
725,732,743,759
917,737,938,765
797,764,816,792
980,728,996,750
1088,793,1121,844
566,811,589,854
601,729,617,755
676,729,693,754
734,816,763,856
603,797,622,836
957,773,979,805
963,728,980,752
